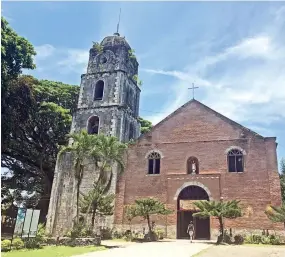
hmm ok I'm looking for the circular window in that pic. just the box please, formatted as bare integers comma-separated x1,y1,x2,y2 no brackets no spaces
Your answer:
100,55,107,64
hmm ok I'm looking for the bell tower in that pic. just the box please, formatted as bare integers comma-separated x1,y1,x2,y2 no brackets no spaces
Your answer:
71,33,141,141
46,33,141,236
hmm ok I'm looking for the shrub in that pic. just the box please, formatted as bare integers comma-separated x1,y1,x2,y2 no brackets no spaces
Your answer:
269,235,282,245
234,234,244,245
154,228,165,240
1,240,11,252
12,238,24,249
100,227,113,240
261,236,271,244
112,230,123,239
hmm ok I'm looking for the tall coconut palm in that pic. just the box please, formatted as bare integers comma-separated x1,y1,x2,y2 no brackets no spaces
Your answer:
92,134,127,194
59,129,97,225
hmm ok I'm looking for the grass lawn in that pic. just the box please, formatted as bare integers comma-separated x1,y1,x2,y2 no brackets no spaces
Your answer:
2,245,106,257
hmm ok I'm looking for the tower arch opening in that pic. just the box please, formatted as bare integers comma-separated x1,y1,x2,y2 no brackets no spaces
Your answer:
87,116,99,134
94,80,104,100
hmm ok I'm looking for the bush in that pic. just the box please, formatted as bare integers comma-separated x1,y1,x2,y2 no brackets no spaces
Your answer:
269,235,282,245
234,234,244,245
154,228,165,240
12,238,24,249
1,240,11,252
112,230,123,239
100,227,113,240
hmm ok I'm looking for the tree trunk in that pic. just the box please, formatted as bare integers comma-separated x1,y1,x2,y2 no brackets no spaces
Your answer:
146,214,152,233
91,205,97,230
218,216,224,241
76,181,80,225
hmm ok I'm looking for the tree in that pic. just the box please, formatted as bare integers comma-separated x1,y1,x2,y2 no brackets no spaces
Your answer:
265,205,285,229
80,184,115,229
138,117,152,134
1,17,36,152
1,75,79,221
91,134,127,193
193,200,242,243
59,130,97,225
124,205,137,230
129,198,173,239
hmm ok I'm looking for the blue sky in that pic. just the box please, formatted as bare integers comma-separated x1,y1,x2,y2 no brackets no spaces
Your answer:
2,2,285,167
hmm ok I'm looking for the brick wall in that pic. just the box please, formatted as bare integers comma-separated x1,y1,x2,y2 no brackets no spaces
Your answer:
114,100,284,237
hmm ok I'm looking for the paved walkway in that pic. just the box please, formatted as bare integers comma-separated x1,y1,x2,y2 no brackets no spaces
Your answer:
196,244,285,257
73,240,213,257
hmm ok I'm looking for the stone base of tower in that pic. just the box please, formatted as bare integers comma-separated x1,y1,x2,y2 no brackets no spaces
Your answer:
46,152,119,236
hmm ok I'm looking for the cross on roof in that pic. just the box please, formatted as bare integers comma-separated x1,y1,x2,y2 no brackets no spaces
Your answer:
188,83,199,99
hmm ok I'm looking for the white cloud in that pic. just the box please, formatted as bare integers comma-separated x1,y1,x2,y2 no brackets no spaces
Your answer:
33,45,88,74
35,44,55,60
144,6,285,128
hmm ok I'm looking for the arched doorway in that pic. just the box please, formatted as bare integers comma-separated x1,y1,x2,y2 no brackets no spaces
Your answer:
177,185,210,240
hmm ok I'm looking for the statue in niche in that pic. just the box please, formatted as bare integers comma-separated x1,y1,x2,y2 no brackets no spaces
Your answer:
191,160,197,174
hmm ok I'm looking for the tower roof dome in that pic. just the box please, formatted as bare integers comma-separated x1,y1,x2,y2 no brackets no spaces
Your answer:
100,33,131,49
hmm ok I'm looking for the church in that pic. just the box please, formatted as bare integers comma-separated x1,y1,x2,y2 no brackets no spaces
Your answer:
46,32,283,239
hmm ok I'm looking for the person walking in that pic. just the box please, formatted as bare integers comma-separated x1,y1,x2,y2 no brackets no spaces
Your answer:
187,221,195,243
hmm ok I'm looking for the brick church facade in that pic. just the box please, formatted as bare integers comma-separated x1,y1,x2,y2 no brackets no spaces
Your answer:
46,33,283,239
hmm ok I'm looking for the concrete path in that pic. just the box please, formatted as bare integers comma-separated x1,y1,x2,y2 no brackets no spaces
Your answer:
73,240,213,257
196,244,285,257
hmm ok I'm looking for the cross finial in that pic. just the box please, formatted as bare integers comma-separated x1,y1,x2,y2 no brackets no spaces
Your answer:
114,8,121,36
188,83,199,99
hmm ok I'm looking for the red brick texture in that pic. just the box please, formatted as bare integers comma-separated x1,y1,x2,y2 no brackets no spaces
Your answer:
114,100,283,235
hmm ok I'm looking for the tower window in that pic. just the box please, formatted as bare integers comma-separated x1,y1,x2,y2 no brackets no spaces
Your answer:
148,152,161,175
227,149,244,172
94,80,104,100
87,116,99,134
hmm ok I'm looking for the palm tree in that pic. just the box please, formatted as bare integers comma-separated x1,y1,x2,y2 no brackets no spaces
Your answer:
92,134,127,193
193,200,242,243
59,130,97,225
265,205,285,230
80,183,115,229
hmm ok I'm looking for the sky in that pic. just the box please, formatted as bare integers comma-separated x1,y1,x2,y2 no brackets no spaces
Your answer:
2,1,285,166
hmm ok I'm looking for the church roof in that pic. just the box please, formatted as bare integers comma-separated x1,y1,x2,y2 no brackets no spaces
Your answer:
139,99,264,140
101,33,131,49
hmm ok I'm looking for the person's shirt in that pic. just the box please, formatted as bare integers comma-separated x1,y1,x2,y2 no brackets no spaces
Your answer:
187,224,194,232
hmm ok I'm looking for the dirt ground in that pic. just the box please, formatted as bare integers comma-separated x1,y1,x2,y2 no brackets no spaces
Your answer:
196,244,285,257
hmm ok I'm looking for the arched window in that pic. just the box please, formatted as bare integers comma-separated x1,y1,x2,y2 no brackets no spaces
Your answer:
94,80,104,100
227,149,244,172
187,157,199,174
87,116,99,134
148,152,161,175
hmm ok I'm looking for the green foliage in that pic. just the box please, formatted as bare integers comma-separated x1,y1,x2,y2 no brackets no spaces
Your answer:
193,200,242,244
154,228,165,239
60,132,127,225
132,75,143,87
2,75,79,212
128,49,136,60
265,205,285,223
1,17,36,84
92,42,103,54
244,234,283,245
80,183,115,229
193,200,242,219
11,238,24,249
24,223,47,249
138,117,152,134
234,234,244,245
59,130,98,224
100,228,113,240
128,198,173,236
1,239,11,251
